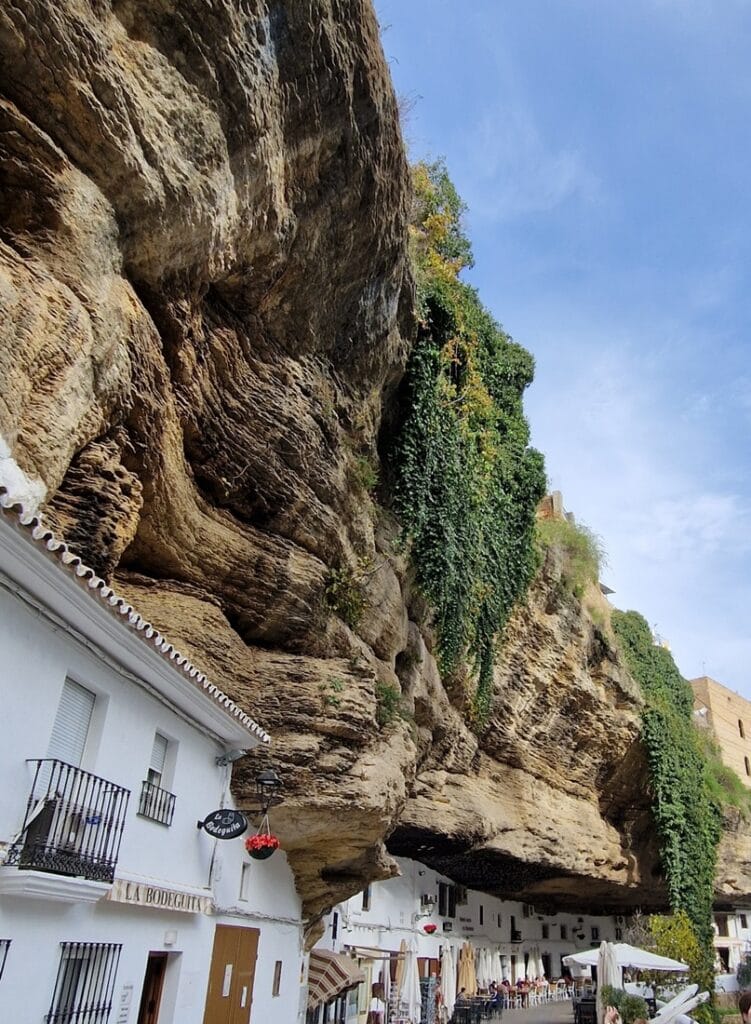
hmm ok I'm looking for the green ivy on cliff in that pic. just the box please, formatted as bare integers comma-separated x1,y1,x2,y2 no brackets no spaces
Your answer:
392,161,546,721
612,610,721,1017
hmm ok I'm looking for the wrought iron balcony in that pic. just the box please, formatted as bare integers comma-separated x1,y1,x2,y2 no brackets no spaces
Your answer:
5,759,130,883
137,779,176,827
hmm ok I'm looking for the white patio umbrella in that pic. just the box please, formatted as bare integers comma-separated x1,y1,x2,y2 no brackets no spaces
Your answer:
492,950,504,986
563,944,689,973
596,942,621,1024
530,947,544,979
478,948,492,989
499,953,510,981
515,953,526,981
404,945,423,1023
441,944,456,1018
652,985,698,1020
654,990,708,1024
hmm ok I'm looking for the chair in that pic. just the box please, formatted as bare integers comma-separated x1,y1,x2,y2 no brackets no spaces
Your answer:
575,1001,597,1024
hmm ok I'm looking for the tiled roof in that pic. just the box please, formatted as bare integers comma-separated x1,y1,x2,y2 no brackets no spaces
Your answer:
0,487,270,745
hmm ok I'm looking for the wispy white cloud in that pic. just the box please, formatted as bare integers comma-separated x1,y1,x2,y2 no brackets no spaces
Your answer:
524,319,751,688
462,105,601,222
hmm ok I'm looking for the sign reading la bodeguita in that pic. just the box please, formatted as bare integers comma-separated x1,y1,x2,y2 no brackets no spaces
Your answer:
107,880,213,915
198,808,248,840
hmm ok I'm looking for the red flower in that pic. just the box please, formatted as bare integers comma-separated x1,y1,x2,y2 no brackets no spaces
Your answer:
245,833,280,852
423,923,438,934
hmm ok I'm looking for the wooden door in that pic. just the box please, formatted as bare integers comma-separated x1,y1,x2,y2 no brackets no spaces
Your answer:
203,925,260,1024
137,953,168,1024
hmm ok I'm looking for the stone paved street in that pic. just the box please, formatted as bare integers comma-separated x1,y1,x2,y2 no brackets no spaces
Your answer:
500,1000,574,1024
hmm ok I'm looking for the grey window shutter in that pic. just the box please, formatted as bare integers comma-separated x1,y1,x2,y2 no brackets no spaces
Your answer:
47,678,95,767
150,733,168,775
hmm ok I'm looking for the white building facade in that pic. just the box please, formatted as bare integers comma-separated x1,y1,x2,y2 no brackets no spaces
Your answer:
312,856,625,1023
0,487,305,1024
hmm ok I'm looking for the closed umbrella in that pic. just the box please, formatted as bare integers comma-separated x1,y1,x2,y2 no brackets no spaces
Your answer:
396,939,408,1013
405,945,423,1023
442,945,456,1018
516,953,527,981
467,944,477,996
596,942,621,1024
476,948,490,989
458,943,476,997
493,950,504,986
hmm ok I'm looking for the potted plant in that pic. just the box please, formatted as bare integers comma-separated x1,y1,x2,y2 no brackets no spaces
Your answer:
245,817,280,860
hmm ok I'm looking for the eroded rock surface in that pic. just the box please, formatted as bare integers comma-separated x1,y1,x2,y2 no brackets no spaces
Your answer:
2,0,749,927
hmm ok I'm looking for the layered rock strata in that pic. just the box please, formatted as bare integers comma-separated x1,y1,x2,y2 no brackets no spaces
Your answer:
1,0,748,932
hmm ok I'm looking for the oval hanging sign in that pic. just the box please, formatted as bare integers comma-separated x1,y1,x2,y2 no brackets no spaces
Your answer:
198,809,248,840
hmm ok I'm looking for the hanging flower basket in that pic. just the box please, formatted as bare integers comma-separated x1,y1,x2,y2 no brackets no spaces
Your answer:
423,923,438,935
245,815,280,860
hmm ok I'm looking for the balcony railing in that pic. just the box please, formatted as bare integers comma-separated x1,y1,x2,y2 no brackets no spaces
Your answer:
137,780,176,827
5,760,130,883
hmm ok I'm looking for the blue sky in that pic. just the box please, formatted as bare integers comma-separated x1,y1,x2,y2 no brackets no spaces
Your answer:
375,0,751,696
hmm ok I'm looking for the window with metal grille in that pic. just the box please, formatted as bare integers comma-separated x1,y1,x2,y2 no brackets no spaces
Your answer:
0,939,10,981
147,734,168,789
46,942,122,1024
138,733,176,826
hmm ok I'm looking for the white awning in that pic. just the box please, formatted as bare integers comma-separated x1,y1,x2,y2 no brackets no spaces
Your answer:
307,950,365,1008
563,943,688,972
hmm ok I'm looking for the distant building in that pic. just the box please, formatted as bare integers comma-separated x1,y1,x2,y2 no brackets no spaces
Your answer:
691,676,751,787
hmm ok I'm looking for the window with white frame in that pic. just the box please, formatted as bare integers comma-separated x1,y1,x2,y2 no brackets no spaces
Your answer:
138,732,176,826
46,941,121,1024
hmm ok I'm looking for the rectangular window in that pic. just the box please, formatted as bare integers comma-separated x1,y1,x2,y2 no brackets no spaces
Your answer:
239,862,252,902
497,913,502,928
46,942,121,1024
741,915,748,930
362,885,371,912
542,924,549,940
615,928,623,941
591,927,599,941
438,883,448,918
272,961,283,997
479,905,484,926
560,925,567,940
331,912,338,941
0,939,10,982
437,882,457,919
147,733,169,789
138,732,176,826
48,679,96,767
716,915,729,937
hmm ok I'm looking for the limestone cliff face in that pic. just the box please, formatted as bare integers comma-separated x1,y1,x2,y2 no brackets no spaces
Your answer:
0,0,747,928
